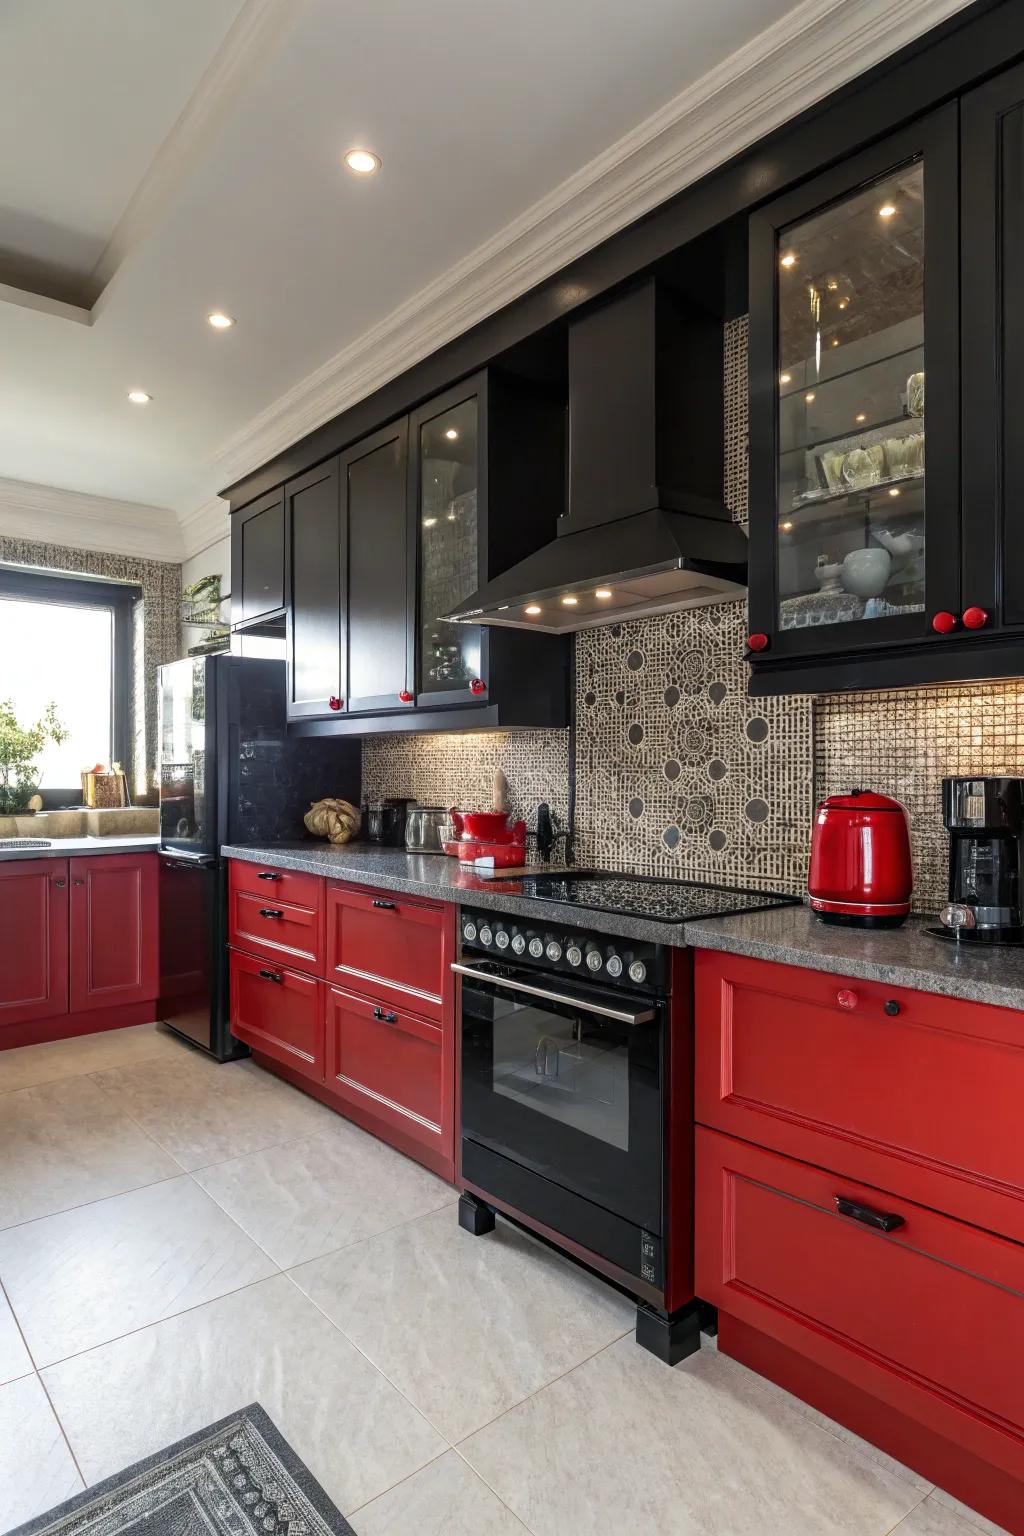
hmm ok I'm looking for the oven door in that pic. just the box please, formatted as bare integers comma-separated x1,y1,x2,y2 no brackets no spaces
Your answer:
455,960,663,1235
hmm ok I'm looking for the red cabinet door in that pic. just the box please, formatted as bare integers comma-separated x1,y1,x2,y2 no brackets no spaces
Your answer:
69,854,159,1013
0,858,69,1029
230,948,324,1082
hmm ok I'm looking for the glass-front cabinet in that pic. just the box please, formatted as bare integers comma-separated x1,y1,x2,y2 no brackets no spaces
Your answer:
747,107,960,690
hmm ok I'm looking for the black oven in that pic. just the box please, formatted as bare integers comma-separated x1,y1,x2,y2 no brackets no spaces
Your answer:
455,915,668,1294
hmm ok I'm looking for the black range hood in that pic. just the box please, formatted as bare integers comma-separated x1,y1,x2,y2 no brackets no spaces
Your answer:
446,277,748,633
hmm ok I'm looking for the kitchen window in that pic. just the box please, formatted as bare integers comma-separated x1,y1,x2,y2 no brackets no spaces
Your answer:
0,568,139,804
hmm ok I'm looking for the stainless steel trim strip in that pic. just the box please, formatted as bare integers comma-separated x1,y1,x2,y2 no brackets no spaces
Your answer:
450,962,655,1025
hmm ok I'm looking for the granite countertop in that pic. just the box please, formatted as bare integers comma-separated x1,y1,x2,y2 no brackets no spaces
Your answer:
0,834,161,862
222,842,1024,1011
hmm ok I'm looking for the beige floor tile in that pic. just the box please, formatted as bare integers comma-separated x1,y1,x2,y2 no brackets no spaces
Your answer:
0,1288,31,1385
929,1489,1014,1536
0,1076,182,1230
194,1117,458,1268
292,1207,634,1443
0,1175,277,1366
92,1052,336,1170
461,1334,928,1536
352,1450,528,1535
0,1023,190,1096
43,1274,445,1516
0,1374,82,1534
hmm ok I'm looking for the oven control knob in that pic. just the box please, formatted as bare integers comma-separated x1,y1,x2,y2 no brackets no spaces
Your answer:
495,929,510,950
606,954,623,978
566,944,583,967
479,925,493,946
511,933,526,955
586,949,603,972
463,921,477,943
546,940,562,962
628,959,647,985
528,937,544,958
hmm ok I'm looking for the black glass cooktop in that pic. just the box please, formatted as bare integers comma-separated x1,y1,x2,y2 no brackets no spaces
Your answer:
520,871,800,924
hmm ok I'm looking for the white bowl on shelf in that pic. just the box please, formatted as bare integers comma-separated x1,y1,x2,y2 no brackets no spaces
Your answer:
841,547,892,599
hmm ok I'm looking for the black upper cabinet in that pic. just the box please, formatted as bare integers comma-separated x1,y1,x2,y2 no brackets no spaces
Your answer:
232,488,284,627
747,106,961,695
285,458,345,721
962,61,1024,633
346,420,413,713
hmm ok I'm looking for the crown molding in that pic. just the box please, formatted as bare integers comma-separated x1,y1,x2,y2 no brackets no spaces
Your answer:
179,496,230,560
0,477,182,563
90,0,306,309
210,0,971,491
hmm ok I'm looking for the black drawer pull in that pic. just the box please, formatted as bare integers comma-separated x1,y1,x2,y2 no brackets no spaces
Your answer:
257,871,281,881
259,907,283,919
372,898,396,910
834,1195,905,1234
258,968,283,984
373,1006,398,1023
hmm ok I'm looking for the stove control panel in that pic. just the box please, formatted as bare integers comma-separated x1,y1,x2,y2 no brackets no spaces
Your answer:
459,909,665,994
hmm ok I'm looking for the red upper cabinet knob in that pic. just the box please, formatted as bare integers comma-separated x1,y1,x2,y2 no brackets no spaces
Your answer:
469,678,486,695
836,988,859,1011
398,689,414,703
328,696,343,711
931,611,957,635
746,633,769,653
962,606,989,630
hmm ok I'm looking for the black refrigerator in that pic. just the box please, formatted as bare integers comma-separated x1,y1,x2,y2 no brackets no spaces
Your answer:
157,655,360,1059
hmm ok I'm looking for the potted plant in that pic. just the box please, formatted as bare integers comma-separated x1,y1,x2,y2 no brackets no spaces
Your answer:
0,700,68,814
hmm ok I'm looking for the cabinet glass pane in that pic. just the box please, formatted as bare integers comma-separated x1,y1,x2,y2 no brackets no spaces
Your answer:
418,397,481,694
777,160,925,631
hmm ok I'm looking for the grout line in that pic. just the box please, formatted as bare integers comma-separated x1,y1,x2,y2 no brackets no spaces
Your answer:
1,1272,88,1489
882,1490,936,1536
345,1447,535,1532
0,1167,185,1238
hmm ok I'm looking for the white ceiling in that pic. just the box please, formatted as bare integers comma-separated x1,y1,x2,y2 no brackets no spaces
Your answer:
0,0,972,550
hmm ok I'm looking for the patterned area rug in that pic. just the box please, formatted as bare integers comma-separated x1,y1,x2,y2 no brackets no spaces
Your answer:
11,1404,355,1536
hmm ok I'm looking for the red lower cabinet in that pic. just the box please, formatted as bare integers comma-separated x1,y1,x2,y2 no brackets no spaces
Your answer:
69,854,159,1012
230,949,324,1083
324,982,453,1178
0,858,69,1029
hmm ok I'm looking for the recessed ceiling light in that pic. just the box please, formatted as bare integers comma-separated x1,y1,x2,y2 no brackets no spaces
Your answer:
344,148,381,176
595,588,613,599
780,252,797,268
524,604,542,616
423,516,437,528
561,595,579,606
805,392,816,403
127,390,151,405
207,311,234,330
878,203,897,219
444,428,458,440
780,372,792,385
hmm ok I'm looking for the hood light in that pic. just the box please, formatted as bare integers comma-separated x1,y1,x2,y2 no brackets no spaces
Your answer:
524,604,542,616
560,595,579,606
595,588,613,599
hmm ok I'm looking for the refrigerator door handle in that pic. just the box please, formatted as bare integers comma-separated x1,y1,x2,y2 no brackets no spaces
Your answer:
160,849,217,868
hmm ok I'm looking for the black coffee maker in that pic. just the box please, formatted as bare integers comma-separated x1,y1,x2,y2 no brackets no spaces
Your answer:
930,776,1024,945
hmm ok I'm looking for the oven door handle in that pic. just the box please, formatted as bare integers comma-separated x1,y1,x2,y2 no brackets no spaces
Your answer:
450,962,656,1026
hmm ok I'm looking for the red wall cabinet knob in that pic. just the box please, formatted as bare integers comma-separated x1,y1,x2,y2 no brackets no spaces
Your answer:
469,678,487,695
398,690,414,703
931,611,957,635
746,633,769,653
962,605,989,630
836,989,859,1011
328,696,343,711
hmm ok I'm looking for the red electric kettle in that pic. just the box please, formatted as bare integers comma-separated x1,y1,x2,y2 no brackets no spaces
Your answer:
807,790,912,928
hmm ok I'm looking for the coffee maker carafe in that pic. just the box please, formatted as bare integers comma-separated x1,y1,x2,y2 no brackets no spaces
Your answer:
931,776,1024,945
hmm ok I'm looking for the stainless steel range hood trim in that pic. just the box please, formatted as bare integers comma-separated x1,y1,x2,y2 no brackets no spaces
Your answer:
455,584,747,634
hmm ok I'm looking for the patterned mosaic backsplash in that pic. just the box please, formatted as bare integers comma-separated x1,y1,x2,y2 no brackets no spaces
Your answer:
361,729,571,833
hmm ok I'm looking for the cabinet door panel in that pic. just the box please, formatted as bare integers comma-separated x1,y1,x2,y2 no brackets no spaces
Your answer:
346,421,413,712
325,882,448,1021
232,490,284,625
230,949,324,1082
325,983,444,1154
0,859,68,1028
285,458,344,720
69,854,158,1012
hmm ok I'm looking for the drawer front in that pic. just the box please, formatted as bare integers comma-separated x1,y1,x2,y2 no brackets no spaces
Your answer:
325,883,448,1020
230,948,324,1082
229,859,324,914
229,886,323,975
325,982,443,1151
696,1126,1024,1437
695,949,1024,1240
